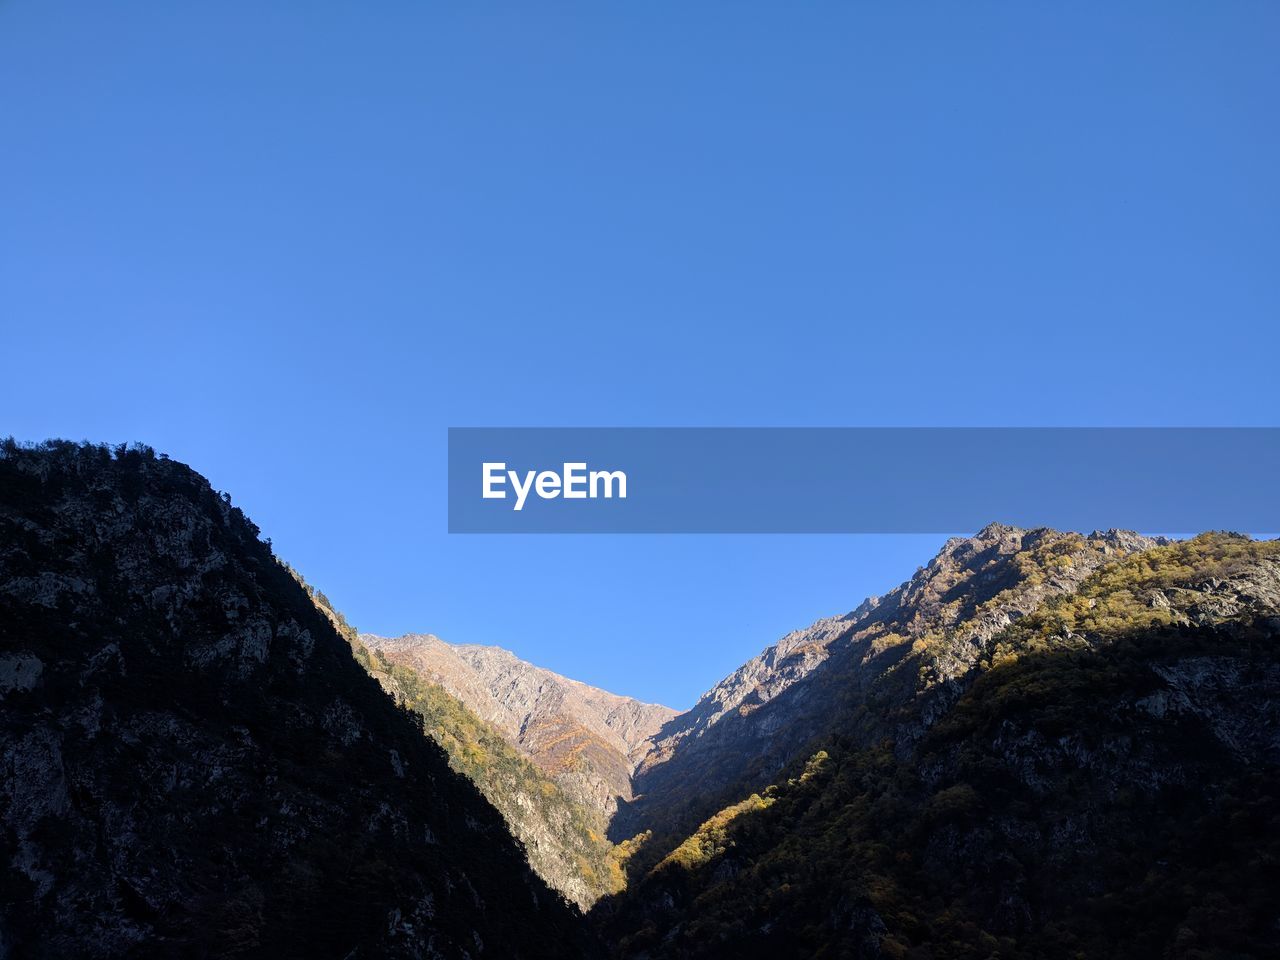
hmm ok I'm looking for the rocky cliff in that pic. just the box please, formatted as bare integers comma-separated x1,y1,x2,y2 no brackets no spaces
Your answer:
0,441,589,959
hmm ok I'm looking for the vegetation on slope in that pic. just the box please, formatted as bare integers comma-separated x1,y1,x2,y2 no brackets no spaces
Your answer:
618,526,1157,879
360,645,628,907
296,574,625,908
986,533,1280,662
597,534,1280,959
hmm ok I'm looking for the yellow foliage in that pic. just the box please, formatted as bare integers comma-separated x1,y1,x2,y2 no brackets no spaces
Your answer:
659,793,776,873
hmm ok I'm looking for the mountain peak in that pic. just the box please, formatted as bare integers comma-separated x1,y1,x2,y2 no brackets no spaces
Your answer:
974,519,1022,536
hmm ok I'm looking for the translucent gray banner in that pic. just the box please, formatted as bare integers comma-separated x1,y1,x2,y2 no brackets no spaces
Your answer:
447,428,1278,534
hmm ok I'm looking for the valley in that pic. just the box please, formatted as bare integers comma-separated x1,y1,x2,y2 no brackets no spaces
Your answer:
3,441,1278,958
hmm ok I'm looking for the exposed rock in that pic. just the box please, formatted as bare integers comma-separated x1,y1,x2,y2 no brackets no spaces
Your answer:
0,654,42,696
616,524,1166,843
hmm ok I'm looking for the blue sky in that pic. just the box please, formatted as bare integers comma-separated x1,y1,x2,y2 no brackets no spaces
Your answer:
2,3,1277,708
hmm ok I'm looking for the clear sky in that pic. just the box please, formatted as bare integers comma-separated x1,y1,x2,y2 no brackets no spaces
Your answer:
2,3,1276,708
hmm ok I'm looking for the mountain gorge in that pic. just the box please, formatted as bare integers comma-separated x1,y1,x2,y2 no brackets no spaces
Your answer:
307,631,676,908
350,629,634,910
3,440,1278,958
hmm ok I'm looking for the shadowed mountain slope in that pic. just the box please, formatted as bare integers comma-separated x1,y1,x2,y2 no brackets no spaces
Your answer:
297,603,627,910
0,441,590,959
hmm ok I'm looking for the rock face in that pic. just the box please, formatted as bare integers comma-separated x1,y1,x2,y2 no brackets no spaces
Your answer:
363,634,676,816
0,442,589,959
617,524,1168,843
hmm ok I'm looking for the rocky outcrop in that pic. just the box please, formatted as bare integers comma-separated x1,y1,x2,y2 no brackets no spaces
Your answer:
0,441,588,959
364,634,676,816
596,535,1280,959
617,524,1167,843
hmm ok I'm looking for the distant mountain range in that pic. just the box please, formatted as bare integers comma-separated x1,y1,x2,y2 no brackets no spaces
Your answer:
4,440,1278,958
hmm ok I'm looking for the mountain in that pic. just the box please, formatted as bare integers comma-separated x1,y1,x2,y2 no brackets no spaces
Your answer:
363,634,677,817
294,610,629,910
0,441,590,959
9,437,1277,958
614,524,1167,849
356,641,625,909
597,533,1280,958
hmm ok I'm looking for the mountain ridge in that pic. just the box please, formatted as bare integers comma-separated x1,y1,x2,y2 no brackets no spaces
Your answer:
613,524,1171,845
362,632,677,817
596,532,1280,958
